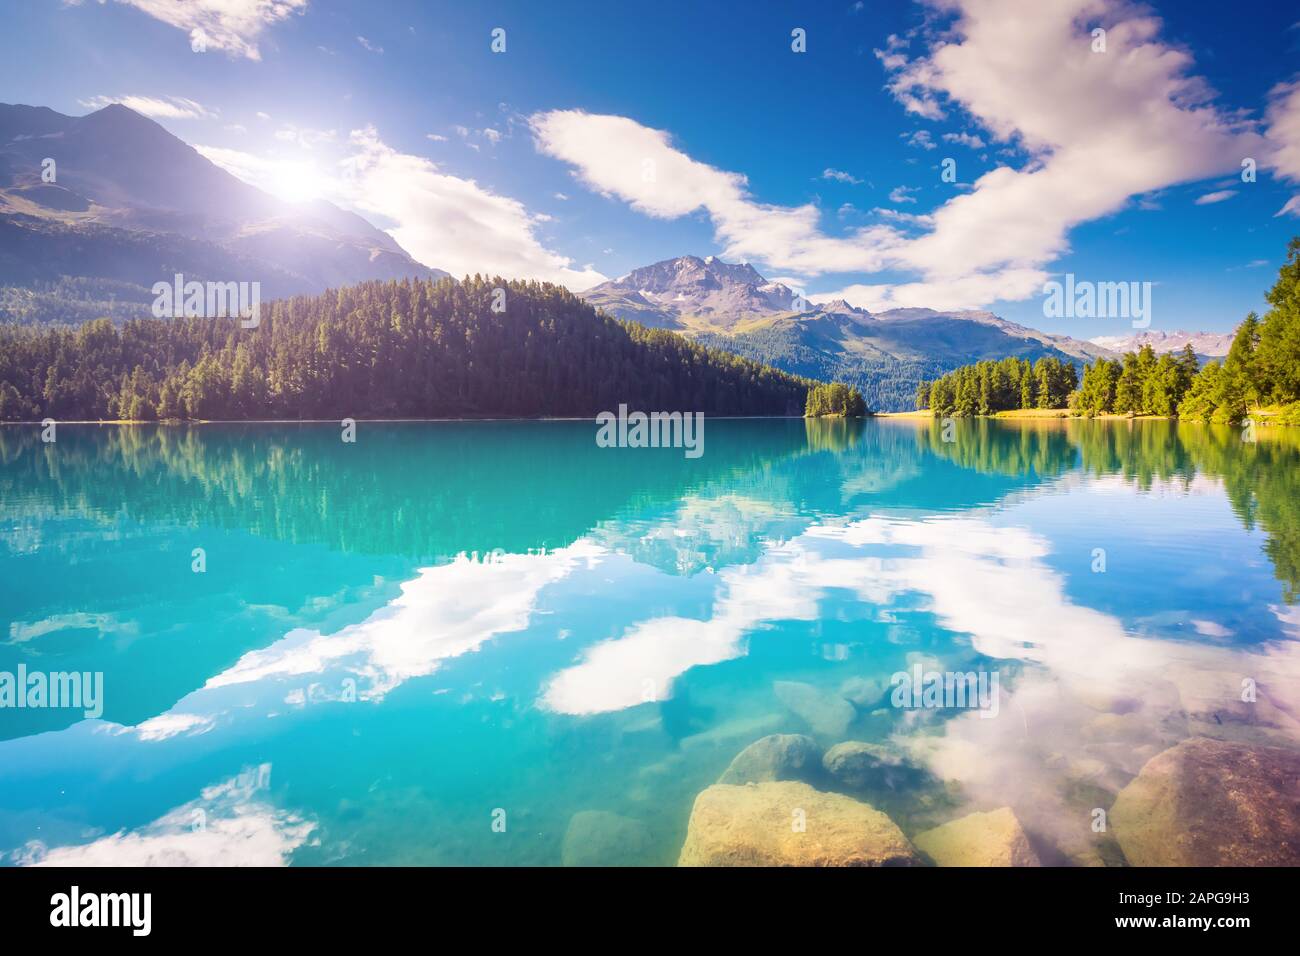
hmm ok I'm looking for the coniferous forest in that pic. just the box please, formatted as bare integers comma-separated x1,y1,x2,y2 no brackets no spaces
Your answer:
0,276,814,421
917,237,1300,425
916,356,1079,416
804,382,867,417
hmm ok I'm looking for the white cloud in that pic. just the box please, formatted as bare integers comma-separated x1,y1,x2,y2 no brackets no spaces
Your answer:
107,0,307,61
1194,189,1237,205
19,770,314,866
533,1,1270,310
356,35,383,54
125,712,216,741
822,167,863,184
205,545,598,698
340,126,605,287
942,131,986,149
530,109,901,277
889,185,920,204
273,124,337,149
79,94,215,120
1265,78,1300,215
199,126,606,288
904,129,936,150
871,0,1262,296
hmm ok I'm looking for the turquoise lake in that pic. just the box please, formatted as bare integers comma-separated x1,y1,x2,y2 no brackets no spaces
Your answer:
1,418,1298,865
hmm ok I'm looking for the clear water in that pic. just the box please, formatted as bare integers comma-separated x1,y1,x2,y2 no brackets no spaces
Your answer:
1,418,1297,866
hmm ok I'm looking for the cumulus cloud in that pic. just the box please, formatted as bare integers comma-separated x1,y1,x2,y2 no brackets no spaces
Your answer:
79,94,215,120
530,109,901,277
1265,78,1300,216
532,0,1273,310
106,0,307,60
339,127,605,287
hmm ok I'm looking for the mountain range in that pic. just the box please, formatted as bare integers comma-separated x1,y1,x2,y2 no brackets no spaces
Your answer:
581,255,1138,410
1088,329,1234,358
0,104,1237,411
0,103,443,325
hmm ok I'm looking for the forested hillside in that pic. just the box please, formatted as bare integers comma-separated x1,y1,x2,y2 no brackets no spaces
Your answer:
694,325,954,412
0,276,812,421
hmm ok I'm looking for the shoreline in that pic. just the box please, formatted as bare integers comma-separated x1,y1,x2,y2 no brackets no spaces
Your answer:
0,414,817,426
5,409,1294,426
881,407,1297,425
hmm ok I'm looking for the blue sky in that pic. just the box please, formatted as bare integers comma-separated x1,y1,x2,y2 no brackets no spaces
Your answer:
5,0,1300,336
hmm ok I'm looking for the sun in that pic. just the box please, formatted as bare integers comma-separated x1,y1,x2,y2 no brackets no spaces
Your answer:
263,159,332,204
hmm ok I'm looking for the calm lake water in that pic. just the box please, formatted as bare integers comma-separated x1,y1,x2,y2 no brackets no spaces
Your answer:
1,418,1297,865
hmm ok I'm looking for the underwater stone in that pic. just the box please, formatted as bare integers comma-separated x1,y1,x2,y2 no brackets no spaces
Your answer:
914,807,1041,867
1110,737,1300,867
678,781,920,867
773,680,855,737
822,740,917,791
561,810,654,867
718,733,822,785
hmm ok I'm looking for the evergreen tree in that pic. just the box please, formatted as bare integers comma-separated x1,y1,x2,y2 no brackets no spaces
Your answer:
0,277,814,421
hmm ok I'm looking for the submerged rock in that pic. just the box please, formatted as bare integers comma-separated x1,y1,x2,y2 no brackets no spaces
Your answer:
718,734,822,785
914,808,1041,867
773,681,855,737
562,810,654,867
678,781,920,867
822,741,919,791
1110,737,1300,866
839,676,888,709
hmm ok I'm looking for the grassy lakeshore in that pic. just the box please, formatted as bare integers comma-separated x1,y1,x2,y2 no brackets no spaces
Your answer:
881,404,1300,425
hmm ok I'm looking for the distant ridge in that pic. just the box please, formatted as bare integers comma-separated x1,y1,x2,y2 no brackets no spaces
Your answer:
1089,328,1235,359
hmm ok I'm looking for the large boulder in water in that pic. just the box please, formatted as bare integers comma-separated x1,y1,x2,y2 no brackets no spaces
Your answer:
822,741,921,792
562,810,654,866
914,808,1041,867
1110,737,1300,866
718,734,822,785
678,781,920,867
773,681,855,737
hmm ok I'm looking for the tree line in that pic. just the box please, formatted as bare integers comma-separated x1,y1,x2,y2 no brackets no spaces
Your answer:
916,237,1300,424
0,276,816,421
805,382,867,417
915,356,1078,416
